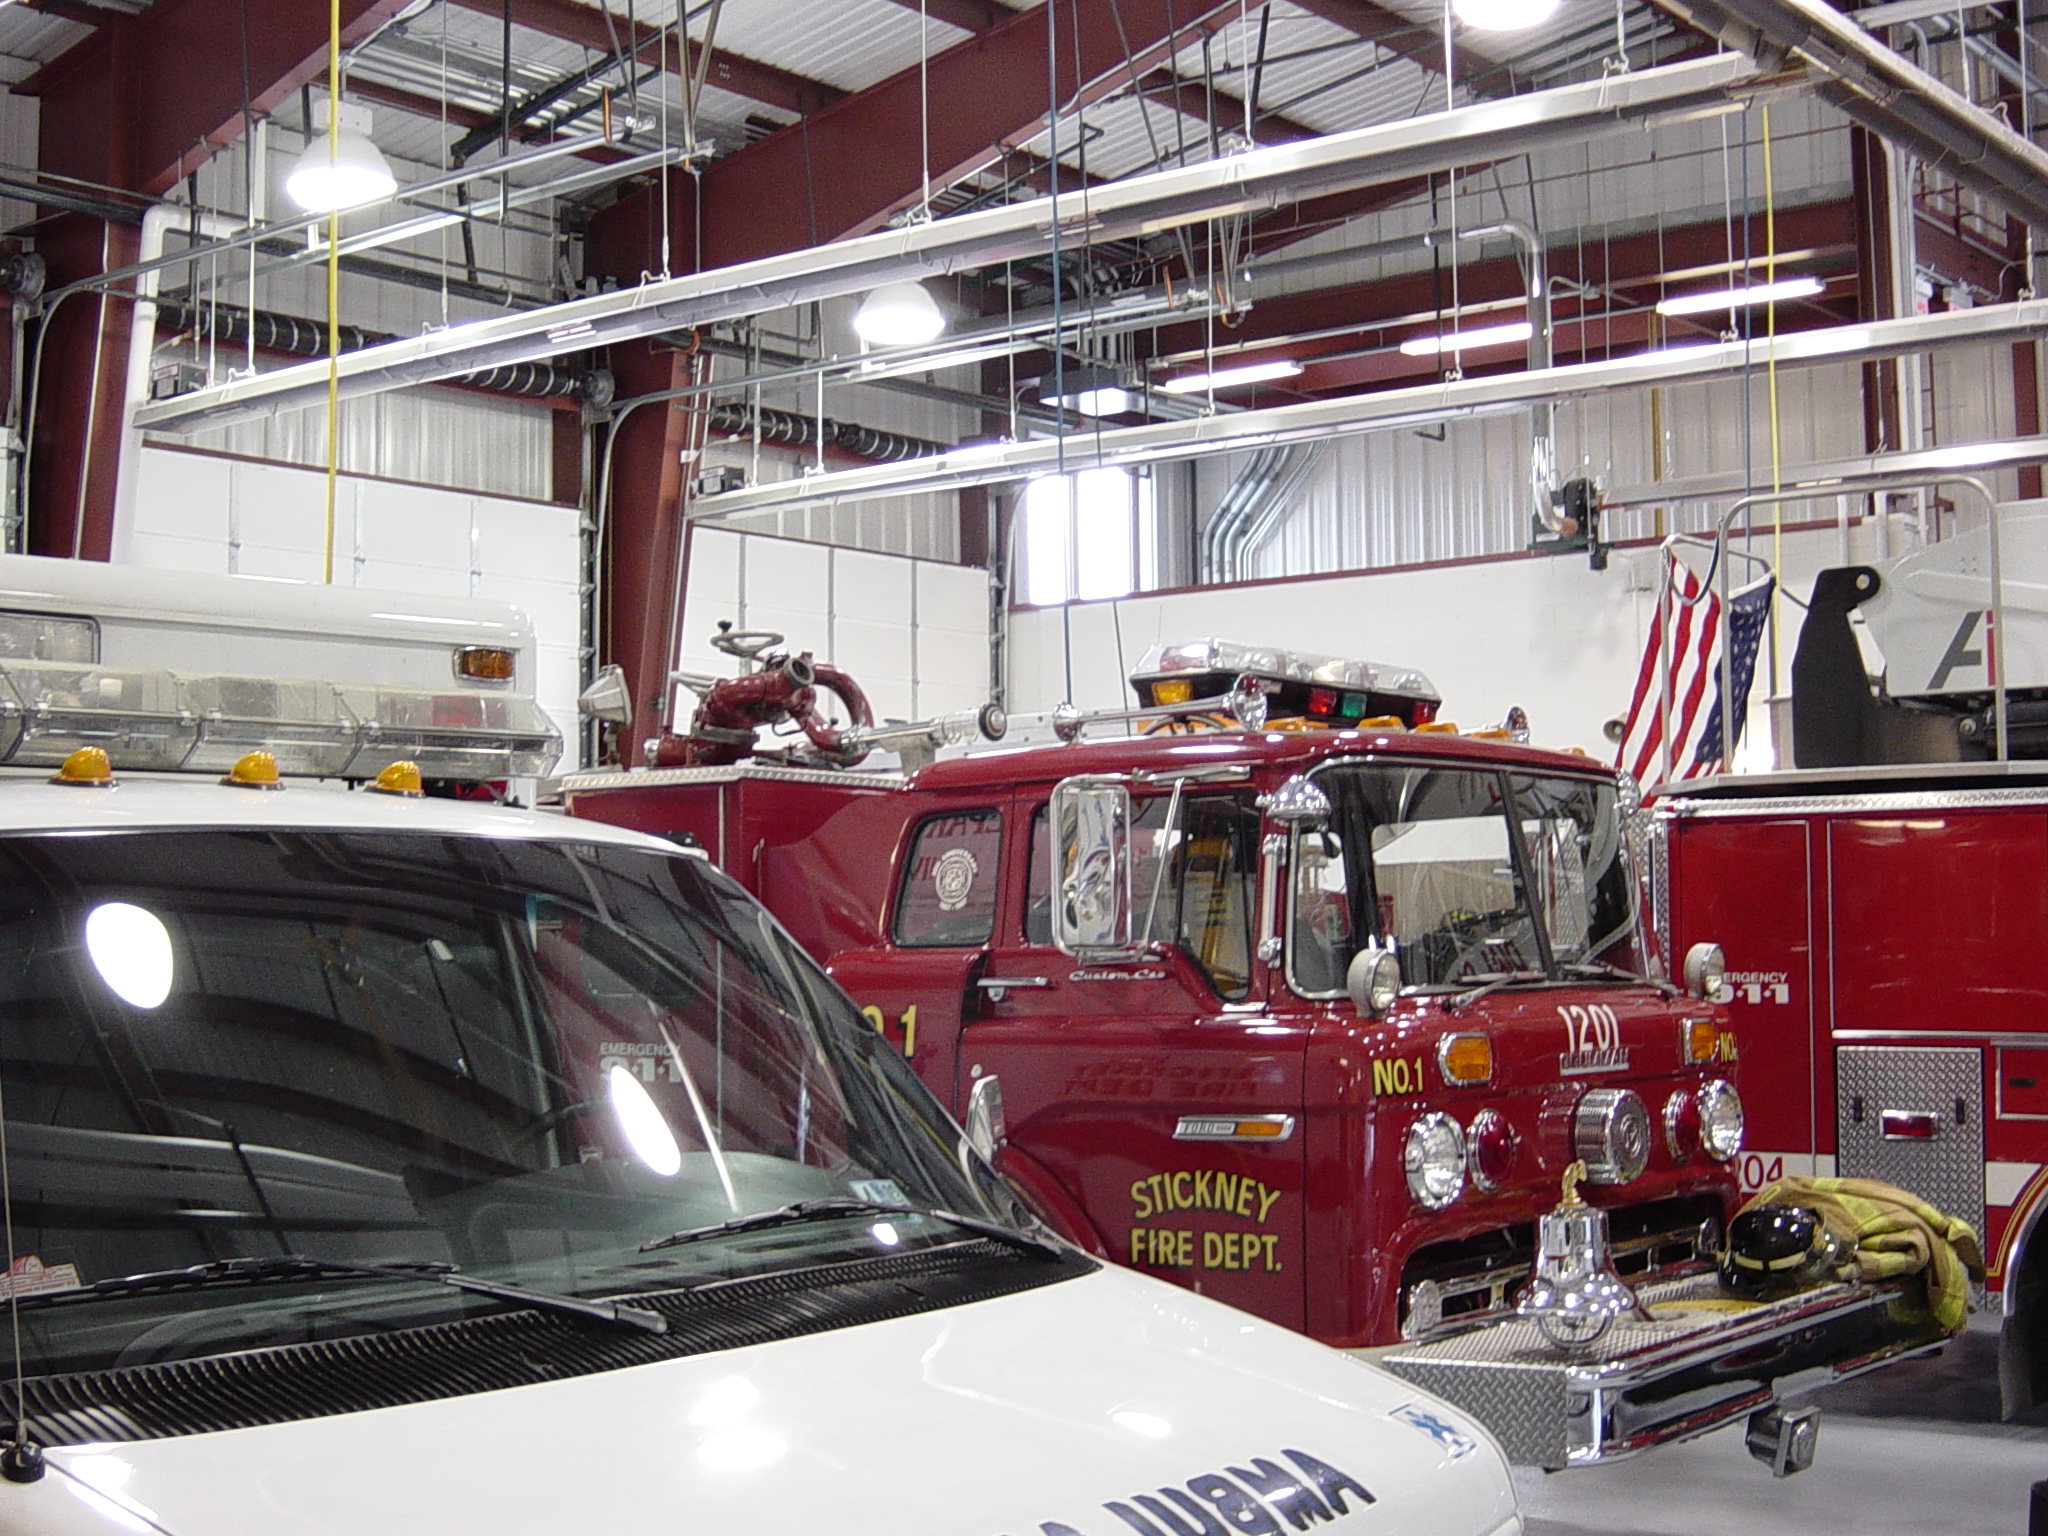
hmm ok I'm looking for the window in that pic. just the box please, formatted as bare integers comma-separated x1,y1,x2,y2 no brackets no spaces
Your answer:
1025,795,1258,1000
894,810,1003,948
1019,467,1156,605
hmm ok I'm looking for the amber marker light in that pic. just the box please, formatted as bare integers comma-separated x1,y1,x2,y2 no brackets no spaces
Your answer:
1415,721,1460,734
1684,1017,1720,1064
370,760,425,797
1438,1032,1494,1086
50,746,115,786
1151,678,1194,706
456,646,516,681
221,751,284,790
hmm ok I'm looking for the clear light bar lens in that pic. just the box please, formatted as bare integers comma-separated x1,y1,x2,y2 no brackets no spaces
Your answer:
0,613,97,664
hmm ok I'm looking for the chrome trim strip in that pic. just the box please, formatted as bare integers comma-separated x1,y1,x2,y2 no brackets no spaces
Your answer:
1173,1113,1297,1142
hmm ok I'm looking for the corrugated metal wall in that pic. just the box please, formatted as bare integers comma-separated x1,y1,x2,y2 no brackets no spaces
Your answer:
146,389,557,503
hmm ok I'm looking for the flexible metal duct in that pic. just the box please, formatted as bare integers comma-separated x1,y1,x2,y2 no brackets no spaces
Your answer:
1647,0,2048,230
154,301,610,405
701,402,948,464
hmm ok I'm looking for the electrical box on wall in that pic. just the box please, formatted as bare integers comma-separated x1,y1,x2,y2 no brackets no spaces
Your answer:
694,465,748,498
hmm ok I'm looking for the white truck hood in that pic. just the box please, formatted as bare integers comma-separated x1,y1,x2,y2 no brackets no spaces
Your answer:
3,1265,1516,1536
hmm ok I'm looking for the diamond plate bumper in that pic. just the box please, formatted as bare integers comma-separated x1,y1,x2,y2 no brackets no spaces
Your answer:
1376,1270,1943,1469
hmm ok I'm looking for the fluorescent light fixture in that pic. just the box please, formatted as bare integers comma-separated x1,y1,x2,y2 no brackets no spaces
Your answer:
1159,358,1303,394
1656,275,1825,317
1042,363,1134,417
1453,0,1561,28
286,102,396,212
1398,321,1533,357
854,281,947,347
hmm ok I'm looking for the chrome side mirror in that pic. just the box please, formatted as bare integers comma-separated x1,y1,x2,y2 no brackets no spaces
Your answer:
1050,775,1133,956
1346,944,1402,1017
964,1074,1007,1162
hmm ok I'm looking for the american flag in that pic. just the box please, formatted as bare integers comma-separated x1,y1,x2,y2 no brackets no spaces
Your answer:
1617,569,1776,784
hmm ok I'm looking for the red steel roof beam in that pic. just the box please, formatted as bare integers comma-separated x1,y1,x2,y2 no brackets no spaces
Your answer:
444,0,846,118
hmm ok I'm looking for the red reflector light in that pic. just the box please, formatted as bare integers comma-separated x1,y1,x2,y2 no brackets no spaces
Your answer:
1412,699,1439,724
1307,686,1337,717
1880,1109,1939,1140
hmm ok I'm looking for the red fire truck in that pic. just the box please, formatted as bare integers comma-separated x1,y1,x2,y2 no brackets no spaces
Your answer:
565,638,1750,1355
1657,518,2048,1419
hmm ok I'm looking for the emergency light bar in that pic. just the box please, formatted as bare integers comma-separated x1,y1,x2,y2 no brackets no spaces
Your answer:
0,660,562,781
1130,640,1441,728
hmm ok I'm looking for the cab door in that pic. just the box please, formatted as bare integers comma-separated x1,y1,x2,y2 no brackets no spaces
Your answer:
959,779,1309,1331
826,806,1002,1119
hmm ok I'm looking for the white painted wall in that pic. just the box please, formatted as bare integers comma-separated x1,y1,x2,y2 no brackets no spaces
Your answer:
1008,514,1901,771
676,527,993,734
127,445,582,735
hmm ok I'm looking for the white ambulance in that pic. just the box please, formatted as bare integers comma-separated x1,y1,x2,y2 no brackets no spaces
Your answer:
0,556,1518,1536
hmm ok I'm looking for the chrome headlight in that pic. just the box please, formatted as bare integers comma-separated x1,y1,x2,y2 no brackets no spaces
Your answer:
1404,1112,1467,1209
1697,1079,1743,1162
1572,1088,1651,1184
1346,945,1401,1017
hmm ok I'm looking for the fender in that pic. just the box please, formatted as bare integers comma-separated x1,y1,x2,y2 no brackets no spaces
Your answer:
996,1142,1111,1258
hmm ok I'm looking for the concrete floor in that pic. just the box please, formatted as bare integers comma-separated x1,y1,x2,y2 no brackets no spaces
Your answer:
1514,1317,2048,1536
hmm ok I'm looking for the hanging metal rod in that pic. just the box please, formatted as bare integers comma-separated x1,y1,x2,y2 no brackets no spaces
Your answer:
134,51,1769,436
678,297,2048,520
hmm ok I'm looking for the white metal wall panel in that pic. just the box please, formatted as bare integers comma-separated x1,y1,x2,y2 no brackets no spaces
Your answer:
917,560,996,718
129,446,581,735
674,529,993,737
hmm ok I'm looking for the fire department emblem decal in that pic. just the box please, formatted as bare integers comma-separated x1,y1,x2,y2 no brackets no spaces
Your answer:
933,847,978,911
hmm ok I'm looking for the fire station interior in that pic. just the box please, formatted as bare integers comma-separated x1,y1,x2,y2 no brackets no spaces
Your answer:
7,0,2048,1529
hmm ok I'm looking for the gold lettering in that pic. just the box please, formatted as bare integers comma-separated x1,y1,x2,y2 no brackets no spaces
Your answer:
1203,1231,1224,1268
1131,1179,1154,1222
1215,1172,1237,1213
1130,1228,1149,1264
1236,1181,1255,1219
1193,1169,1213,1207
1262,1234,1280,1271
1371,1058,1397,1095
1171,1171,1193,1212
1176,1229,1194,1267
1257,1186,1282,1224
1148,1174,1167,1215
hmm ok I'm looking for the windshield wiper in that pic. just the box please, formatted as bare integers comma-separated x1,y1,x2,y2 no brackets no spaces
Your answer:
1560,959,1679,995
16,1255,667,1334
1447,969,1549,1011
641,1196,1063,1261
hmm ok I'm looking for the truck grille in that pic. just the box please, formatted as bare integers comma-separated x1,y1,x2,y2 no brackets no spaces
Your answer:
1397,1195,1722,1341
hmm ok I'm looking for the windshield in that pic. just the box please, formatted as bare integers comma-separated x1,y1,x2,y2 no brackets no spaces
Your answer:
1289,763,1644,994
0,830,1011,1376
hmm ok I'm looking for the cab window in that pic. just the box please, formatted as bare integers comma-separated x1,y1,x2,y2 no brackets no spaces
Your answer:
893,810,1002,947
1025,794,1258,1000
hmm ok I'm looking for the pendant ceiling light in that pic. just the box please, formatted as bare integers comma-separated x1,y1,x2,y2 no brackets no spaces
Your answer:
1452,0,1562,29
854,281,947,347
287,101,397,213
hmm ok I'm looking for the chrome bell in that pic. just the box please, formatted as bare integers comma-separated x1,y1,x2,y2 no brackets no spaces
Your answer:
1515,1160,1650,1351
